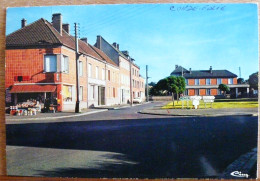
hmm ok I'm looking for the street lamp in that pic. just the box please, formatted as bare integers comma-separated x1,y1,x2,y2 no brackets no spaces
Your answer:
129,56,135,106
146,65,151,102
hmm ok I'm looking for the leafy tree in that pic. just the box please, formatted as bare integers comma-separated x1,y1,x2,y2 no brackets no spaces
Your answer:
248,72,258,90
155,76,185,106
237,78,245,84
148,82,156,86
218,84,230,96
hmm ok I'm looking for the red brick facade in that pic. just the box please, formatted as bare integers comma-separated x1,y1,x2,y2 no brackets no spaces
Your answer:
5,46,88,111
186,78,238,96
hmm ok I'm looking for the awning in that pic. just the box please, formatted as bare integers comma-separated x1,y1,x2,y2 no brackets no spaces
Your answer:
10,84,56,93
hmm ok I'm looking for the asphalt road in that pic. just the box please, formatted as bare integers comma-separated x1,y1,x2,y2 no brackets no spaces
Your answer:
6,102,258,179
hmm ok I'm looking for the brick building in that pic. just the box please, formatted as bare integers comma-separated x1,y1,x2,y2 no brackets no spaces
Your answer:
95,36,145,104
171,65,249,97
6,13,145,111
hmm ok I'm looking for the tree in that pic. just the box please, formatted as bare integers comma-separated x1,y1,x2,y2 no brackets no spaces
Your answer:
155,76,185,106
218,84,230,97
248,72,258,90
148,82,156,86
237,78,245,84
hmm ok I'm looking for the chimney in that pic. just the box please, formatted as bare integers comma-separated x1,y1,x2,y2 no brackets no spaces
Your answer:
21,18,27,28
122,51,129,56
189,68,192,74
209,66,212,73
96,35,102,49
62,24,70,34
117,44,119,50
81,37,88,44
113,42,117,48
52,13,62,35
175,65,178,69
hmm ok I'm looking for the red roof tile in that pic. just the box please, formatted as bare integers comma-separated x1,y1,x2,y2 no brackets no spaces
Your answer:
6,18,103,60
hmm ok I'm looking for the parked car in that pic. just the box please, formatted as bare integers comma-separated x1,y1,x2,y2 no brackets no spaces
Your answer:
133,97,142,104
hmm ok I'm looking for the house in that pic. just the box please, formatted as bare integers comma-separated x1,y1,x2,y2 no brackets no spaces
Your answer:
6,13,110,111
6,13,146,112
170,65,250,97
95,36,145,104
90,44,121,106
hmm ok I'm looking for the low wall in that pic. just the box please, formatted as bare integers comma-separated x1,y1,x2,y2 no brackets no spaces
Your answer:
149,96,172,101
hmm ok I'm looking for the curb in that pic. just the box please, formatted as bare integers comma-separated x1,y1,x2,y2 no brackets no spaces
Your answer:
138,110,257,117
95,102,150,110
6,109,108,121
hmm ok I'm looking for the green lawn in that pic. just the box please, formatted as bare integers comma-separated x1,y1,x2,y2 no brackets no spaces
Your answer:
162,100,258,109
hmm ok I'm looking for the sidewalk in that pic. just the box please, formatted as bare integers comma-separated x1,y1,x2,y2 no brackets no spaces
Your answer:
5,102,149,122
139,106,258,117
5,108,108,122
94,102,150,110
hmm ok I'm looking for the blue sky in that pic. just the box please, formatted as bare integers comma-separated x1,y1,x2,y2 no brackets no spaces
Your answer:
6,3,258,83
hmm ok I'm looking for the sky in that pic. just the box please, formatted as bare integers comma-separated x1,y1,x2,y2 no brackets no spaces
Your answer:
6,3,259,83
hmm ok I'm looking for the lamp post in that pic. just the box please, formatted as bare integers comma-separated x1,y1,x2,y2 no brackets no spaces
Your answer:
74,23,82,113
129,56,134,106
146,65,150,102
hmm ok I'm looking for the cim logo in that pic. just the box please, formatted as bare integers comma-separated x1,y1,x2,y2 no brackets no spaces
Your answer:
230,171,249,178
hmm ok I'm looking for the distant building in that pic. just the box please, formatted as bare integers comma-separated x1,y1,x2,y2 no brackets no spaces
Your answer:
170,65,250,97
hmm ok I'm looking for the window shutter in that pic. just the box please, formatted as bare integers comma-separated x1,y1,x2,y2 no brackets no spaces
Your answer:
57,54,61,72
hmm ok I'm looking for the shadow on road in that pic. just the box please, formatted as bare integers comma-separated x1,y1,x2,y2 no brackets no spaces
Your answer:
6,116,258,178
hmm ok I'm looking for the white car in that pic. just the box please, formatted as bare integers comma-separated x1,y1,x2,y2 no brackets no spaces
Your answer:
133,97,142,104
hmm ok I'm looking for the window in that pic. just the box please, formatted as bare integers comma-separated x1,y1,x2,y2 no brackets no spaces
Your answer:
185,89,189,95
217,78,222,85
206,89,211,95
108,70,111,81
132,68,134,75
79,86,83,101
218,89,222,95
79,61,83,76
185,79,189,85
113,88,115,98
63,85,72,102
44,55,57,72
88,63,92,77
195,89,199,95
102,68,105,80
228,78,233,84
96,66,99,79
206,79,211,85
89,85,94,100
195,79,199,85
61,55,69,73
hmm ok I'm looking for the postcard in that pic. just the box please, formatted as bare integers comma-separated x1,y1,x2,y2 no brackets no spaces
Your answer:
5,3,258,179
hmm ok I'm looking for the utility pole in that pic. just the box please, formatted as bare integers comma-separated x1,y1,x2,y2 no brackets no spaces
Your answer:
129,56,133,106
239,67,241,78
146,65,149,102
74,23,81,113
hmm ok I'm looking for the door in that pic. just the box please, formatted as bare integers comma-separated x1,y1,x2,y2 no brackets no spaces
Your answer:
101,87,105,105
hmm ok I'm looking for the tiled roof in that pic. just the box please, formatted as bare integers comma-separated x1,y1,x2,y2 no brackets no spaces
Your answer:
183,70,237,78
6,19,61,47
90,45,118,67
6,18,102,60
170,66,188,74
171,65,237,78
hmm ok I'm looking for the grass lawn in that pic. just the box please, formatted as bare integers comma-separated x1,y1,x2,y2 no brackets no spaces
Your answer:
162,100,258,109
